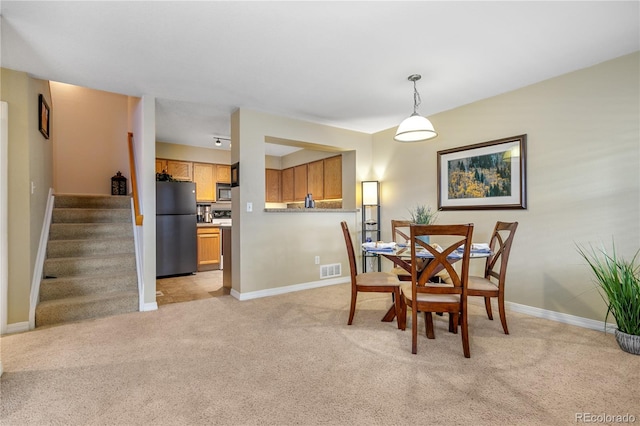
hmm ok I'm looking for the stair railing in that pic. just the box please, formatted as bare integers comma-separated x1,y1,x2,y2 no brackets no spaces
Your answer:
128,132,143,226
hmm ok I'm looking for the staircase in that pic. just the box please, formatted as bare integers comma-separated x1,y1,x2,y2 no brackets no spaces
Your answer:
36,194,139,327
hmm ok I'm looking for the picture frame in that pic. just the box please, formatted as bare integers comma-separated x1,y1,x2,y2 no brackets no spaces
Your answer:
38,94,50,139
437,134,527,210
230,162,239,187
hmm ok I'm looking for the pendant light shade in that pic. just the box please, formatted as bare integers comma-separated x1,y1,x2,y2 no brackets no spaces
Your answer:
394,74,438,142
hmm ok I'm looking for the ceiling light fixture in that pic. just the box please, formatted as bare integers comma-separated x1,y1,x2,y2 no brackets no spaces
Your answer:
213,136,231,147
394,74,437,142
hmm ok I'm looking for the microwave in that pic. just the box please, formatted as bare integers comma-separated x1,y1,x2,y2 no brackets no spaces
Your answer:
217,183,232,201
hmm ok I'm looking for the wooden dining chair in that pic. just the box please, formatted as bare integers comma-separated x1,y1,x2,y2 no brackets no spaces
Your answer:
390,219,452,284
398,224,474,357
468,221,518,334
390,220,412,281
340,221,402,328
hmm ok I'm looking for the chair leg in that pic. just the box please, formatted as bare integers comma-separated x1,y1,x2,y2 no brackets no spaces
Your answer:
484,297,493,320
412,307,418,354
425,312,435,339
498,294,509,334
348,289,357,325
461,309,470,358
449,313,458,334
394,289,402,330
398,294,407,330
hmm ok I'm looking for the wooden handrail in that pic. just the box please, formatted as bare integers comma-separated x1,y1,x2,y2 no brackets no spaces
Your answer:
128,132,144,226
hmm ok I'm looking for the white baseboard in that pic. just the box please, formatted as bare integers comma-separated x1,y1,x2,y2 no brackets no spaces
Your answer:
4,321,29,335
506,301,610,332
141,302,158,312
233,280,610,333
231,277,350,301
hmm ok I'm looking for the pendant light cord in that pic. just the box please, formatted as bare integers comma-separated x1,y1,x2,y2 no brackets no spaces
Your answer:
413,79,422,115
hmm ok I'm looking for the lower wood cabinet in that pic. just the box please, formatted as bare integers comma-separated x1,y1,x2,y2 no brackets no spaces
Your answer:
197,227,220,271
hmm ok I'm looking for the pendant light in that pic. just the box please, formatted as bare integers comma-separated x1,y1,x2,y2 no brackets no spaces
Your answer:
394,74,437,142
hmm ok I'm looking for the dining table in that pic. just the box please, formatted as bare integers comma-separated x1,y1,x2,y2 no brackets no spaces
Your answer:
362,242,492,322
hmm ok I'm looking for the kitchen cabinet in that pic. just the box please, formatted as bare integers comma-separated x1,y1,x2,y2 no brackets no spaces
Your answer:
293,164,308,202
155,159,168,174
193,162,216,202
167,160,193,181
281,167,294,202
217,165,231,183
265,169,282,202
197,227,220,271
307,160,324,200
323,155,342,199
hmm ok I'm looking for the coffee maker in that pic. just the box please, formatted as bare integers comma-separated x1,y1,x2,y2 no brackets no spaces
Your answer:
197,205,212,223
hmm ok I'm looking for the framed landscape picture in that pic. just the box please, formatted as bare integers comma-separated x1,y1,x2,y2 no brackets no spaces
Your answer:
437,135,527,210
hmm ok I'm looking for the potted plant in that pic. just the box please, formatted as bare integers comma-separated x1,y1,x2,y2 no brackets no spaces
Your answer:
408,204,438,244
577,243,640,355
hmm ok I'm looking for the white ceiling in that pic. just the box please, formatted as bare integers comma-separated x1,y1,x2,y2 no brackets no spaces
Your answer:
1,1,638,156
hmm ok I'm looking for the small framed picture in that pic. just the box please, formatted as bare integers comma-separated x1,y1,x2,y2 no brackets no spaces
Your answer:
38,94,50,139
231,162,239,187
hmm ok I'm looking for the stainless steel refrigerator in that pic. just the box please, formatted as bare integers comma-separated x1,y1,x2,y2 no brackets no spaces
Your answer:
156,181,197,277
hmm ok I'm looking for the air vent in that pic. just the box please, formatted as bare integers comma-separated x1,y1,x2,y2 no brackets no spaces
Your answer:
320,263,341,279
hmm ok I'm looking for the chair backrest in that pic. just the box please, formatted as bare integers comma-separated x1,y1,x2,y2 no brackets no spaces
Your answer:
485,221,518,284
410,224,474,295
391,220,412,245
340,221,359,284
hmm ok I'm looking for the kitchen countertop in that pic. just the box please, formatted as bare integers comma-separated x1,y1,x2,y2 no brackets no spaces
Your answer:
264,208,358,213
197,222,231,227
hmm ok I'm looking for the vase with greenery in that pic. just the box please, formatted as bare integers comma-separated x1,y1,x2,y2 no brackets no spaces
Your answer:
408,204,438,244
577,242,640,355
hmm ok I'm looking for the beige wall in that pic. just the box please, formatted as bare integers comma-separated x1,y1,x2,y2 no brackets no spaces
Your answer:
50,82,129,195
232,109,372,295
1,68,54,324
373,52,639,322
156,141,231,165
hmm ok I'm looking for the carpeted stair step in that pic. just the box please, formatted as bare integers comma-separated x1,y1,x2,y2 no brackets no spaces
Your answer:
39,271,138,302
35,291,139,328
49,222,133,240
52,208,131,224
47,237,134,258
54,194,131,209
43,253,136,278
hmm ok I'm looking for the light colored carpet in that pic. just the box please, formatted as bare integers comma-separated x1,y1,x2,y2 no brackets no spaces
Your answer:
1,283,638,425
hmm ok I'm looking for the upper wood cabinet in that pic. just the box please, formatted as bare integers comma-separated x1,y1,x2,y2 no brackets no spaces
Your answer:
281,167,294,203
155,159,168,174
193,162,216,202
323,155,342,199
307,160,324,200
293,164,308,202
217,165,231,183
265,169,282,203
166,160,193,181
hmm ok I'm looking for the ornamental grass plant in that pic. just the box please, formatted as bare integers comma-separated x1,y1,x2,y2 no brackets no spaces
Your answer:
577,243,640,336
408,204,438,225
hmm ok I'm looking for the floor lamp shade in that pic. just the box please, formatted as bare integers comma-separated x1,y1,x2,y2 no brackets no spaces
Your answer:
362,181,379,206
